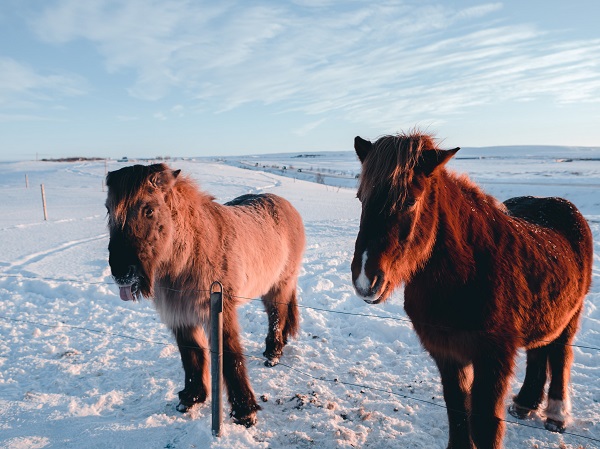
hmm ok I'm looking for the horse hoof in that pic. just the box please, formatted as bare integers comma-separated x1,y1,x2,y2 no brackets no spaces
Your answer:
508,403,534,420
232,410,258,427
177,389,207,412
176,401,192,413
264,357,279,367
545,418,566,433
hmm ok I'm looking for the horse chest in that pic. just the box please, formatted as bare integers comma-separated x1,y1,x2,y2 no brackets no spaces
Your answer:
153,289,210,330
403,284,484,362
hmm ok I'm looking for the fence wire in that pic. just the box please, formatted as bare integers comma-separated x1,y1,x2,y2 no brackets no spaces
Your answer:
0,294,599,445
2,273,599,353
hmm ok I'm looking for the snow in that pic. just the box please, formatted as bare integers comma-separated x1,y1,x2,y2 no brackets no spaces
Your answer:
0,148,599,449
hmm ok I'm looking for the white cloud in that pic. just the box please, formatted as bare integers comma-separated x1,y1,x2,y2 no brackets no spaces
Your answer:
454,3,503,20
293,118,327,136
27,0,600,131
0,57,86,108
0,113,57,122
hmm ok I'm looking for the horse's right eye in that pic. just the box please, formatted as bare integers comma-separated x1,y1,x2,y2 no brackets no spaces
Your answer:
405,198,416,208
144,207,154,218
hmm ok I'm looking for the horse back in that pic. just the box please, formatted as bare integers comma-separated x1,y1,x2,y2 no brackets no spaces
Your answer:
224,193,304,235
503,196,593,292
223,192,305,281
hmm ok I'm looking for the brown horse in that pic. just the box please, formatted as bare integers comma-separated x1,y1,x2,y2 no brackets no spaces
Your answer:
105,163,305,427
350,132,593,449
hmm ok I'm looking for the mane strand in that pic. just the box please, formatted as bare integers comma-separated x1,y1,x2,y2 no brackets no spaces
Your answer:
358,131,439,212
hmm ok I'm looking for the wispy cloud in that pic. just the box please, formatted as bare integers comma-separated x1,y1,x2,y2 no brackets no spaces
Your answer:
0,113,59,122
22,0,600,131
0,57,86,110
293,118,327,136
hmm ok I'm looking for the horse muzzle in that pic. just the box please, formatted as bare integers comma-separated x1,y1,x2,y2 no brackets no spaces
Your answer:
352,267,386,304
351,249,388,303
112,265,141,301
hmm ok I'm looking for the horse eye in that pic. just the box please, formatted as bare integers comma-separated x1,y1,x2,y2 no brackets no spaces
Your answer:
144,207,154,218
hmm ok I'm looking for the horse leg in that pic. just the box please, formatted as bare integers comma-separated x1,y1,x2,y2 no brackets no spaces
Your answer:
545,308,581,433
222,305,260,427
433,356,474,449
173,326,209,412
262,280,300,367
509,346,549,419
470,348,516,449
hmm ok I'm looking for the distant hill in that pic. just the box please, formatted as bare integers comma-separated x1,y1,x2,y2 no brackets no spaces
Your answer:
41,157,104,162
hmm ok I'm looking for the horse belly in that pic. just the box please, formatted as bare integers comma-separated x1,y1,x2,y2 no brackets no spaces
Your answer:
412,324,479,364
229,217,299,300
234,249,289,300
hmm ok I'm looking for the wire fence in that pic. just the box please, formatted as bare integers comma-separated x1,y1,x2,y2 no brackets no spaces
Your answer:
0,311,598,446
2,272,600,353
0,272,599,445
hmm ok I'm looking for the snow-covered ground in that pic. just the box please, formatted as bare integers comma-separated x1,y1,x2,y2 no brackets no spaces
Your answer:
0,148,599,449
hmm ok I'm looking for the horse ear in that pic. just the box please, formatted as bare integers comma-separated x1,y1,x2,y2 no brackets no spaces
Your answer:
149,167,179,189
354,136,373,163
421,147,460,176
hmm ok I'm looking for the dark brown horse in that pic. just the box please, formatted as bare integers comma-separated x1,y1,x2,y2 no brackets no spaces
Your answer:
105,163,305,427
351,132,593,449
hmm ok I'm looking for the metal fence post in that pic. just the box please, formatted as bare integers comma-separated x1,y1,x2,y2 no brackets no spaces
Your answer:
210,281,223,437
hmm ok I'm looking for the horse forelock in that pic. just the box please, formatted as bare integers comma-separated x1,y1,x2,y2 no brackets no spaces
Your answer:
106,164,169,228
358,132,439,213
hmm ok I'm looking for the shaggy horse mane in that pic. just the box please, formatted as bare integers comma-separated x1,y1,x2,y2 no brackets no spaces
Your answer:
106,163,214,228
357,131,439,212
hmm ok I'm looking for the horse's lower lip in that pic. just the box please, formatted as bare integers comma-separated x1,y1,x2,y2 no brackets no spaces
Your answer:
356,289,386,304
362,284,389,304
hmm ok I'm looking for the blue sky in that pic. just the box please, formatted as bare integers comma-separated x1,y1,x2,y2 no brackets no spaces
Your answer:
1,1,599,160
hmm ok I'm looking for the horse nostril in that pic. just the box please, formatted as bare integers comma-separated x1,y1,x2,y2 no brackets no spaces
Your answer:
371,275,379,289
371,272,384,295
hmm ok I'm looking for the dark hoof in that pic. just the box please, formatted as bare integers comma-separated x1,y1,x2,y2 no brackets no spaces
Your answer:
176,401,193,413
232,410,258,427
508,403,534,420
545,418,566,433
176,389,206,413
263,348,282,367
231,404,261,427
264,357,280,367
263,349,282,367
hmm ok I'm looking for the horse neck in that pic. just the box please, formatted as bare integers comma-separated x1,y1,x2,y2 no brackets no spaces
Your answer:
168,180,222,259
424,170,499,270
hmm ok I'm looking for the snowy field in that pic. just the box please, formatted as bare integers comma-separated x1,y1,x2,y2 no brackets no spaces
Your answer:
0,147,599,449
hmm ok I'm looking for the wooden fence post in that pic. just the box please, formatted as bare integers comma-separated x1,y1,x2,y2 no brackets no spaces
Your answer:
25,174,29,188
210,281,224,437
40,184,48,221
